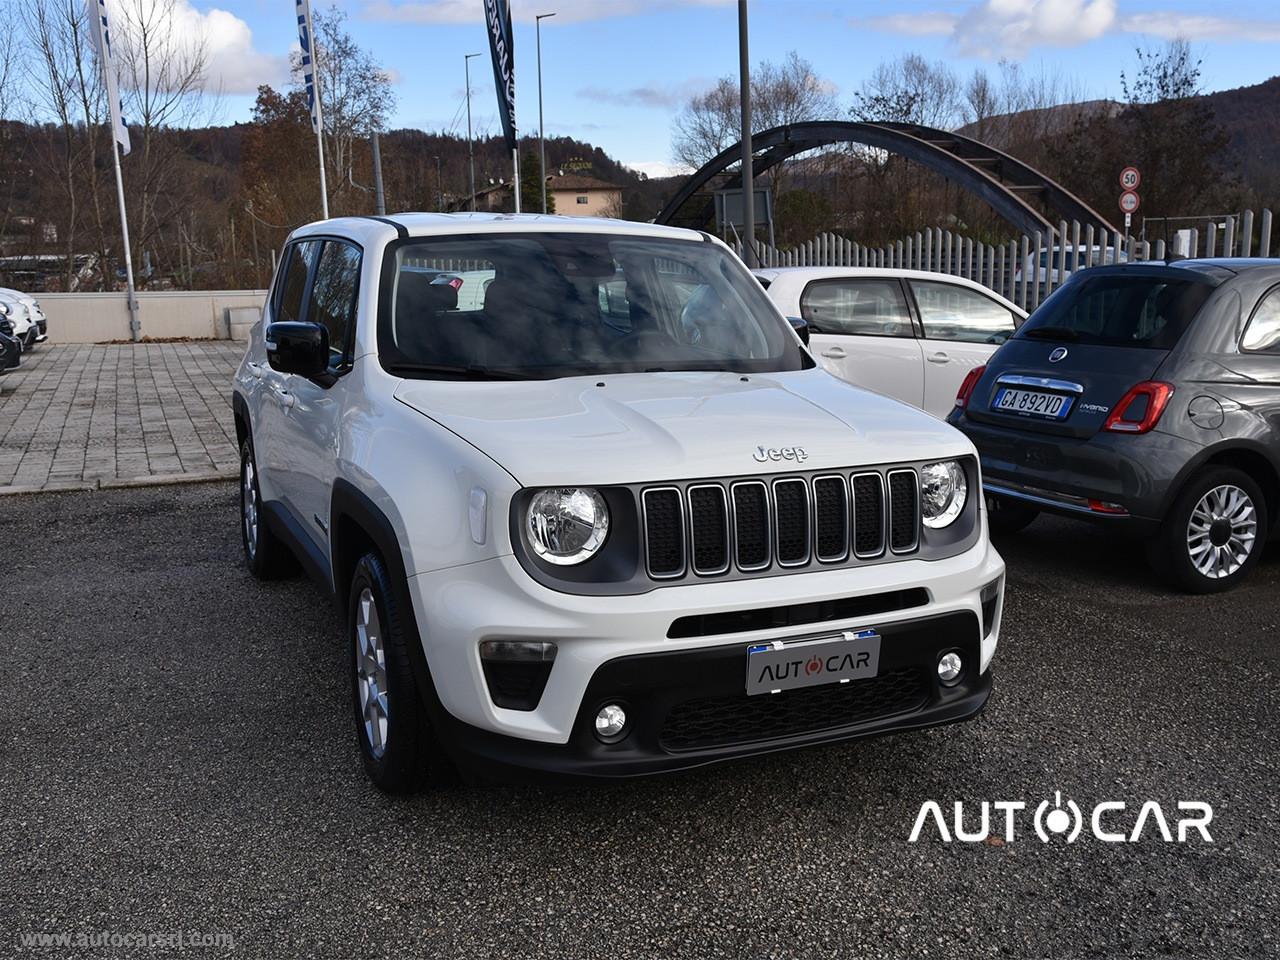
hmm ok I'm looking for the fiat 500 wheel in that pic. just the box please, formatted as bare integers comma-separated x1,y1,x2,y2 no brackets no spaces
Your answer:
1149,466,1268,593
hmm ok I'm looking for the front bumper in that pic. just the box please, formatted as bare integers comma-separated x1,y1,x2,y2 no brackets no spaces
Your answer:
433,610,992,779
407,536,1004,778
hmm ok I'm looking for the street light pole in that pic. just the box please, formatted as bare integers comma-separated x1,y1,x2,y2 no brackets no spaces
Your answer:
738,0,756,268
536,12,556,214
465,52,481,212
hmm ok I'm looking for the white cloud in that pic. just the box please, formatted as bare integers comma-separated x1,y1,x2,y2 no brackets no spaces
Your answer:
858,1,1280,58
1118,13,1280,43
576,78,714,110
362,0,733,26
108,0,287,95
952,0,1117,58
625,160,693,179
859,12,959,37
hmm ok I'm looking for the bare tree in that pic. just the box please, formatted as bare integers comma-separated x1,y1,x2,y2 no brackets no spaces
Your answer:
293,5,396,215
0,0,18,121
21,0,113,289
852,55,959,128
0,0,25,242
672,52,837,170
1117,40,1228,220
115,0,215,286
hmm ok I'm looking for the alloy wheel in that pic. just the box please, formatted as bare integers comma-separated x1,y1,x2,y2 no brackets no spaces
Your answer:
1186,483,1257,580
242,455,259,559
355,587,390,759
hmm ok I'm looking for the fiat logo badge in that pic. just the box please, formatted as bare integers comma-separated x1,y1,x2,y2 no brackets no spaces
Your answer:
1048,347,1069,363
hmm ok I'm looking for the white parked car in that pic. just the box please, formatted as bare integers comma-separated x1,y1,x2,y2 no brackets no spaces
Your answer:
1013,245,1126,286
755,267,1026,420
233,214,1005,790
0,287,49,349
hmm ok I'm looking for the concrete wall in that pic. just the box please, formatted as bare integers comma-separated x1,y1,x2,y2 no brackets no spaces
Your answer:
38,290,268,343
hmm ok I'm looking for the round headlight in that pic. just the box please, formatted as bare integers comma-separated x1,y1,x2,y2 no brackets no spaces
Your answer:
526,488,610,565
0,303,10,316
920,460,968,529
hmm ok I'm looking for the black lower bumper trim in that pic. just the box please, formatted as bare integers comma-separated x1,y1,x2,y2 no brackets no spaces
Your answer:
433,610,991,781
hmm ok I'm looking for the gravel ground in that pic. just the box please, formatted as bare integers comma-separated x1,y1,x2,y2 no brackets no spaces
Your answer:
1,483,1277,958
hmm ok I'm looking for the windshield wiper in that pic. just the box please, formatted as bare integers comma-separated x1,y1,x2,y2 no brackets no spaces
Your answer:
1021,326,1079,341
385,362,534,381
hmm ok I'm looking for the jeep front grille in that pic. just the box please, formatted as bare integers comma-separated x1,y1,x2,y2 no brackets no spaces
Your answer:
642,467,919,581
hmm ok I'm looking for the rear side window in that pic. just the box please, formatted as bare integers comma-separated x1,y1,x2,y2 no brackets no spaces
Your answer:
309,240,362,370
1242,287,1280,352
1018,274,1214,349
274,241,318,323
910,280,1017,344
799,279,913,337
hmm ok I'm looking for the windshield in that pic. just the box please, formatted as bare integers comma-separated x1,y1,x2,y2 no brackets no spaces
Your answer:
1016,272,1216,349
378,232,809,379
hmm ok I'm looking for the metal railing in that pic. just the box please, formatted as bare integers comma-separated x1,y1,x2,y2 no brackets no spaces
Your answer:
736,208,1278,313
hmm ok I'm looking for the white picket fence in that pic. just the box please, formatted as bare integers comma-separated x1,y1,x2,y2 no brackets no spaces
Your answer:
736,209,1278,313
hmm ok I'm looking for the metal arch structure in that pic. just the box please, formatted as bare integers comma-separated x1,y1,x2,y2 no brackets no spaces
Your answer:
656,120,1117,238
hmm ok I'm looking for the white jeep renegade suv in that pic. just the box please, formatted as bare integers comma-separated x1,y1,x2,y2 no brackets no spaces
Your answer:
233,214,1005,790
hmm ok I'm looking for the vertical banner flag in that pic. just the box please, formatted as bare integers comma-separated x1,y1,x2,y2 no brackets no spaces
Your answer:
485,0,517,152
296,0,321,133
86,0,131,155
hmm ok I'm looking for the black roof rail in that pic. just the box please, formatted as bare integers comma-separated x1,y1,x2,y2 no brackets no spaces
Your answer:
363,215,408,239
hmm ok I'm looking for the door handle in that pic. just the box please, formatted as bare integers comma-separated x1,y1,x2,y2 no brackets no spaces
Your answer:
246,361,264,379
821,347,847,359
927,352,951,364
272,386,295,409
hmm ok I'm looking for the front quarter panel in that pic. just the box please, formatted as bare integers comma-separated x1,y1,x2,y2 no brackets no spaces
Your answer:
335,358,522,580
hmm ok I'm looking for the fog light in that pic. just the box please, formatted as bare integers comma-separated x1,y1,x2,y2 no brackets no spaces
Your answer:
937,652,963,685
478,640,557,662
594,703,628,742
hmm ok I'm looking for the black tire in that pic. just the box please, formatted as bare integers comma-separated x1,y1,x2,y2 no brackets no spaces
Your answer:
239,437,296,580
986,494,1040,536
348,551,443,792
1147,465,1269,594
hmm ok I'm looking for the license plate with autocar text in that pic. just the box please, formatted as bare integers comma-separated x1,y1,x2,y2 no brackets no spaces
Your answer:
745,630,881,696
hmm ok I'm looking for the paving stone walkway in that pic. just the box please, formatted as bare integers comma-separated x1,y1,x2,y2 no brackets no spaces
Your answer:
0,342,244,494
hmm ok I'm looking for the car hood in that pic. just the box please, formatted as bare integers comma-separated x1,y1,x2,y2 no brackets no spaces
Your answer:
0,290,36,312
393,368,973,486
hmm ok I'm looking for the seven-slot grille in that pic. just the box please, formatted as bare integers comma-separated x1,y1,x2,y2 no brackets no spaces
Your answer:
643,468,919,581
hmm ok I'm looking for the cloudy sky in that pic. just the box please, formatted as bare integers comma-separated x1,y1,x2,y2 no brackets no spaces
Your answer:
125,0,1280,176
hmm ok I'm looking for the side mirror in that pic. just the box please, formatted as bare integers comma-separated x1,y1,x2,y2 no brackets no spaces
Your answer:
266,321,329,378
786,315,810,346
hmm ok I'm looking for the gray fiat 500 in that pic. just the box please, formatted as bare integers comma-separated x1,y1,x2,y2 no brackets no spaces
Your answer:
949,259,1280,592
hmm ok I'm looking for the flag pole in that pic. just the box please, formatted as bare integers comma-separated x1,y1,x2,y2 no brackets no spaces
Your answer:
512,148,521,213
110,141,140,341
87,0,139,340
300,0,328,219
313,86,329,219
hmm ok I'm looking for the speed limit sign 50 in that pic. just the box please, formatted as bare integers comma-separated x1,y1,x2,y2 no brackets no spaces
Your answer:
1120,166,1141,190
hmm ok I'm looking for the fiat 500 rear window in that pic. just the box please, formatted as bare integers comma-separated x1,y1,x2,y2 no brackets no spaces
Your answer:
1017,274,1214,349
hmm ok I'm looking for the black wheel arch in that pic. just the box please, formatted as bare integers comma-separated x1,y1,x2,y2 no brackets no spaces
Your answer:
231,391,250,449
329,479,446,719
